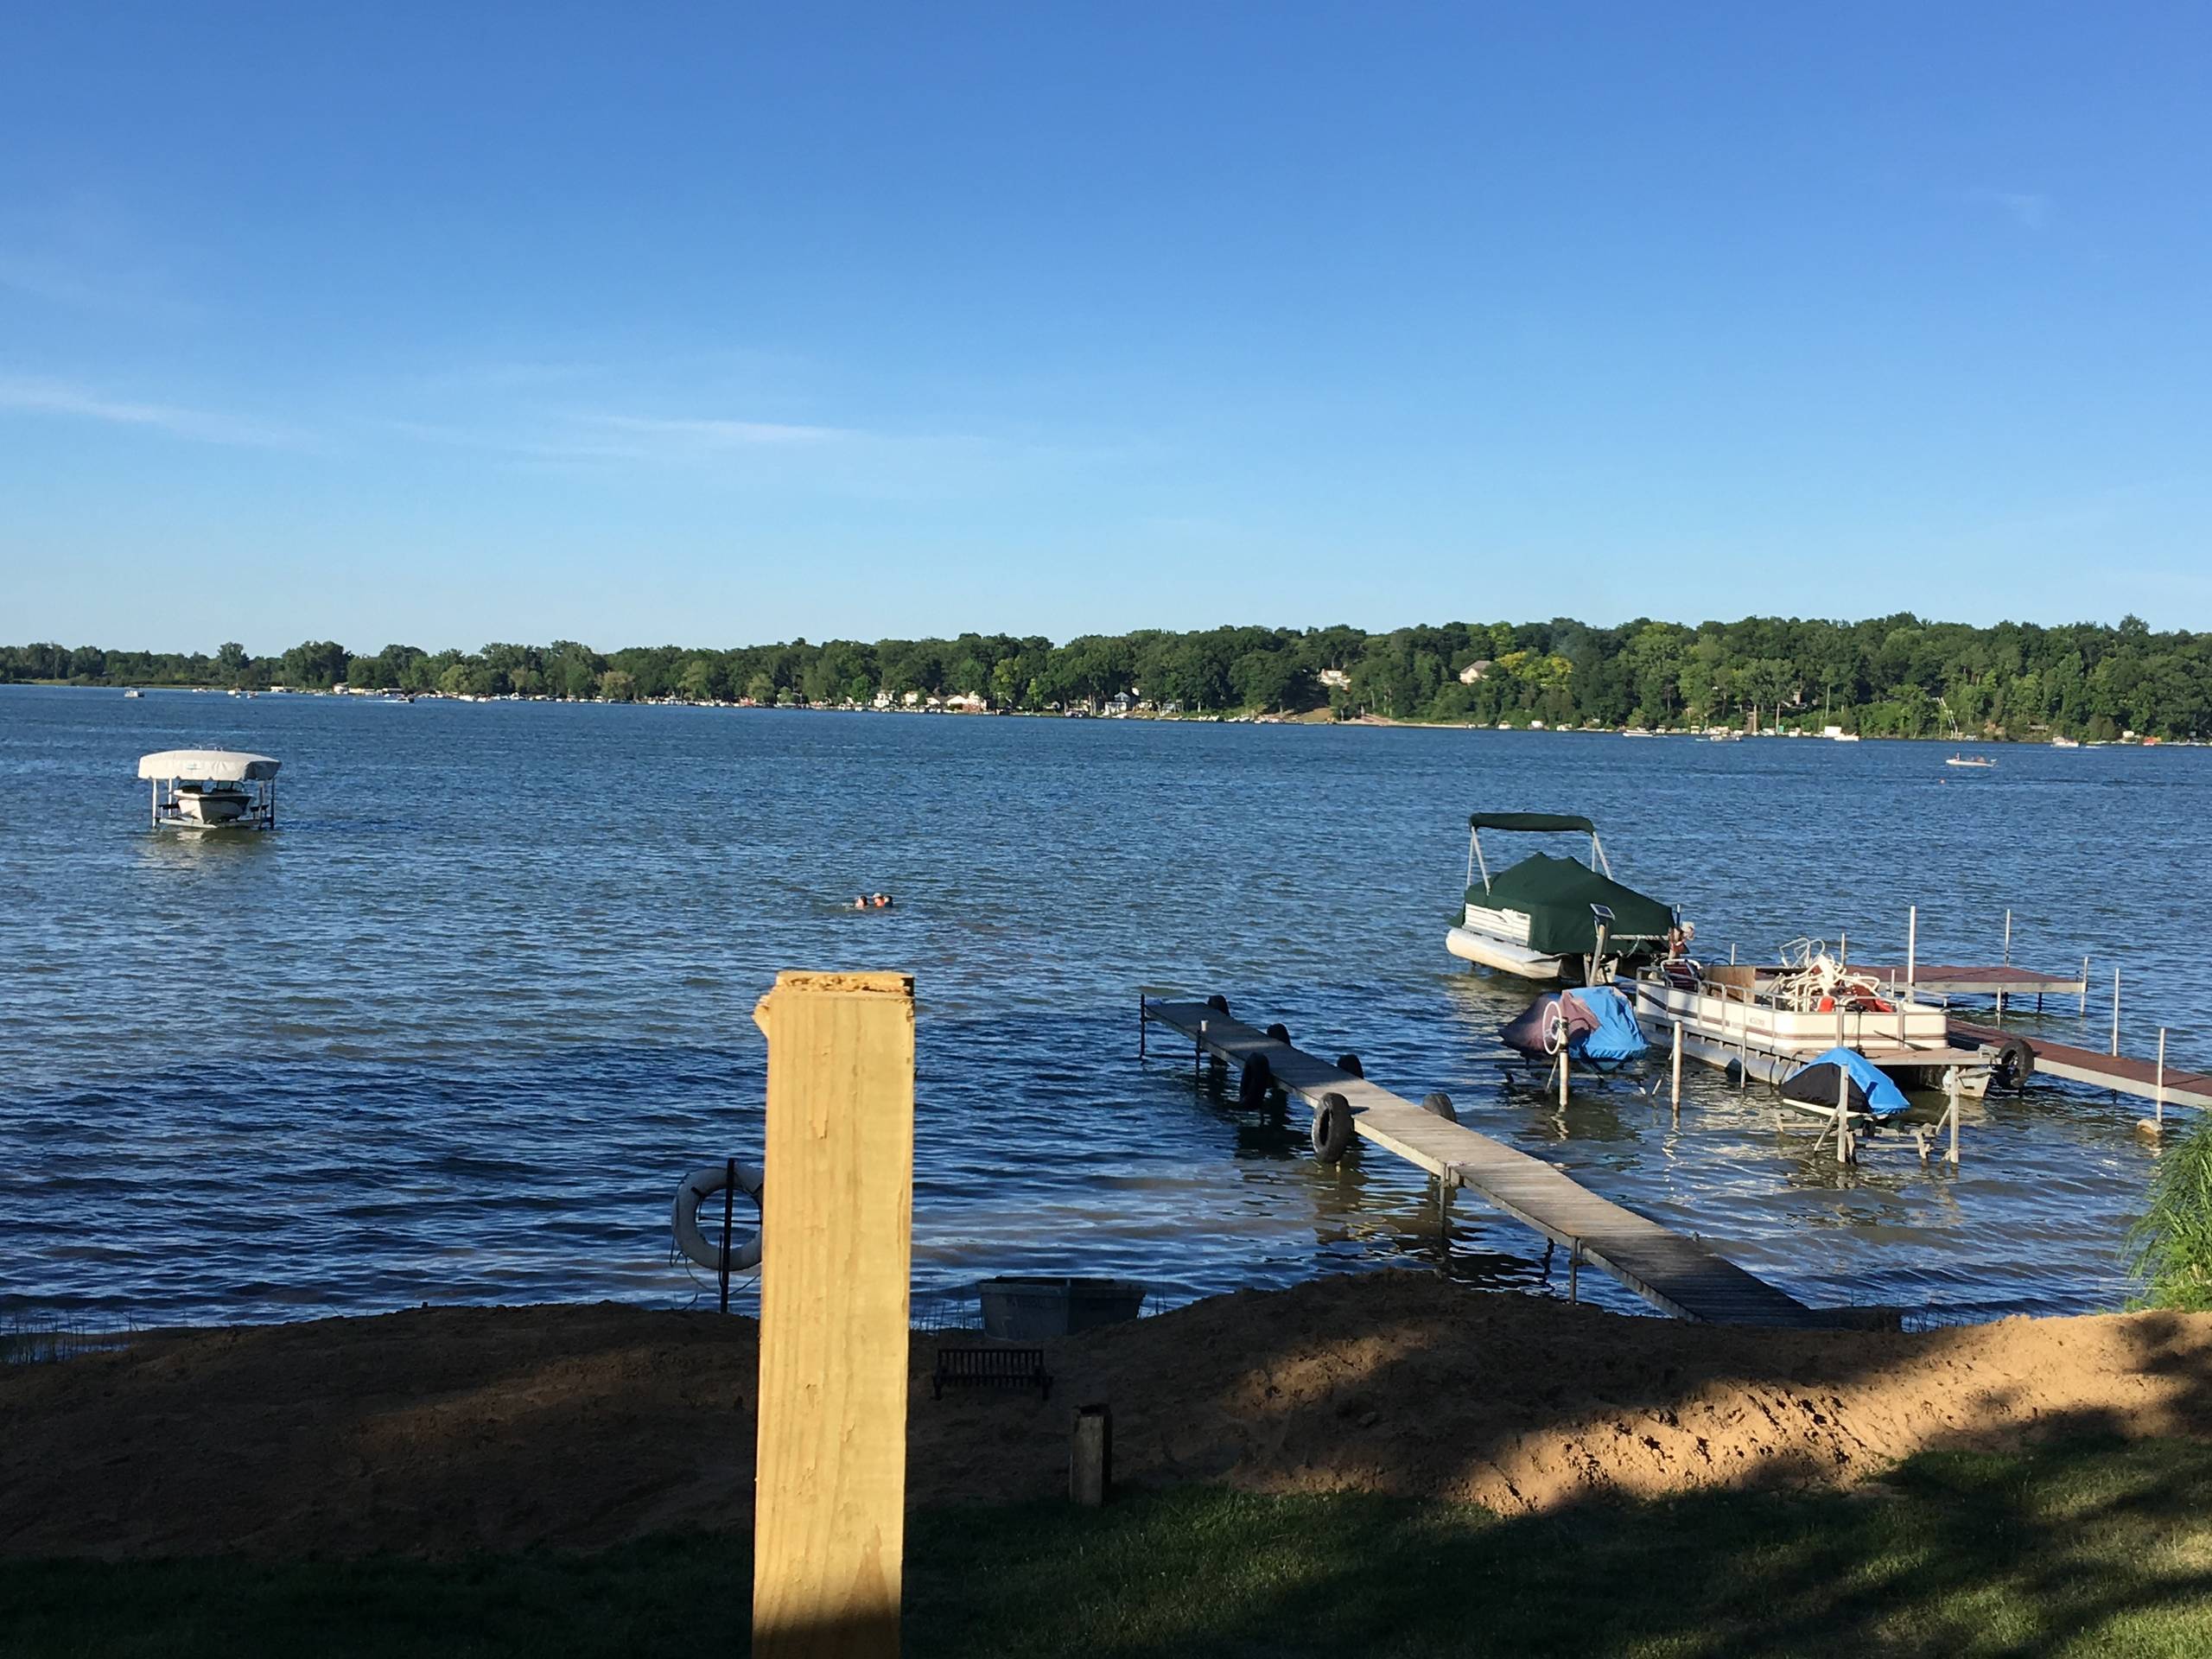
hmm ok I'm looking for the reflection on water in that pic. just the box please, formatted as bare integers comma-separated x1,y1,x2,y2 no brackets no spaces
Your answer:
1,685,2202,1327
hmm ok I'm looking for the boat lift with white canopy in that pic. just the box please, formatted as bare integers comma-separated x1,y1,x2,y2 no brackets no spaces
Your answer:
138,749,281,831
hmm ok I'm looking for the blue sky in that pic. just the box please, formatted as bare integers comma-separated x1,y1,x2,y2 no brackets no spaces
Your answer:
3,3,2209,652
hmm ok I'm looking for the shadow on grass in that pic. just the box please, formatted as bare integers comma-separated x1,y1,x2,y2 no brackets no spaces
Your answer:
7,1438,2212,1658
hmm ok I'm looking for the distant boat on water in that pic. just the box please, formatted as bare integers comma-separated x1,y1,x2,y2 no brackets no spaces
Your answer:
2052,735,2081,749
1946,753,1996,769
122,689,143,699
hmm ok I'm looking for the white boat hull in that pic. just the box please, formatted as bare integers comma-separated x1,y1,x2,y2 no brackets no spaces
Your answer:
1446,925,1569,981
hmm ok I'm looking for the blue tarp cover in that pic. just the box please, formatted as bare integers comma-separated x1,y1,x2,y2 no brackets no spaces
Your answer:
1781,1046,1912,1120
1501,986,1649,1064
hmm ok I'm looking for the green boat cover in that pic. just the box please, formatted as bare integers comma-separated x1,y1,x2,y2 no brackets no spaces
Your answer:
1467,853,1675,958
1468,812,1595,833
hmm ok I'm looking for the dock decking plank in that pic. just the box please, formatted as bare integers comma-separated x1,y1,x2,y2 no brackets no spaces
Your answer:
1949,1020,2212,1109
1144,998,1834,1326
1854,964,2088,996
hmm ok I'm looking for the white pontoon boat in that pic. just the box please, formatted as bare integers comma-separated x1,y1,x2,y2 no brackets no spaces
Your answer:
1624,939,2007,1098
1446,813,1680,984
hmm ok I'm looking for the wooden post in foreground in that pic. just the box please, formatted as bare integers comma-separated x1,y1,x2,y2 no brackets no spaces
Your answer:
1071,1405,1113,1508
752,971,916,1659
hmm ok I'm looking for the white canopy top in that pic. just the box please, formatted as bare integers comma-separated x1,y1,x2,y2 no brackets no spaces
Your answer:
137,749,282,783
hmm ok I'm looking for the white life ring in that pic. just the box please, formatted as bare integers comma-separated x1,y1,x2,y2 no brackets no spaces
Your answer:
672,1161,765,1273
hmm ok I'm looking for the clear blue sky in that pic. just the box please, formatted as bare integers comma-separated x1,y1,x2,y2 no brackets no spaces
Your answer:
4,3,2208,653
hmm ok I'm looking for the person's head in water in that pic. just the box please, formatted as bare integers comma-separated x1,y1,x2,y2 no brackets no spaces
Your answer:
874,893,893,908
854,895,870,910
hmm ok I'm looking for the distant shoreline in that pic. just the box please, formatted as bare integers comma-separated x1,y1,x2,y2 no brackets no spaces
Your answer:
10,680,2190,746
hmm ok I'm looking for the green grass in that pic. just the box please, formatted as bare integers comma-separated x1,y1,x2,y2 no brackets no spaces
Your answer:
7,1440,2212,1656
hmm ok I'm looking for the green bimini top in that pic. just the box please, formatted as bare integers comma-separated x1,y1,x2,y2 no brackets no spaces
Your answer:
1468,812,1595,833
1468,853,1675,958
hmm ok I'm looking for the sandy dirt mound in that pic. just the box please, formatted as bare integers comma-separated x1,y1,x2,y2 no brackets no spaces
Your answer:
7,1272,2212,1558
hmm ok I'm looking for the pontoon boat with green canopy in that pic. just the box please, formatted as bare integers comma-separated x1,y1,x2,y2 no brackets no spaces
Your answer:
1446,813,1679,983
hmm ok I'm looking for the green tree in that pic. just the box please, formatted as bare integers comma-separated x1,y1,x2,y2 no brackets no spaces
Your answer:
679,658,718,703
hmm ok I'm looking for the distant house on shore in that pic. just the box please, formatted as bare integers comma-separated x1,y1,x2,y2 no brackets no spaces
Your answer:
944,691,988,713
1318,668,1351,690
1458,660,1493,684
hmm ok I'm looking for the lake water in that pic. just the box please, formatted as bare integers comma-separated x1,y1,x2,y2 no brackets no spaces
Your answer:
3,685,2203,1329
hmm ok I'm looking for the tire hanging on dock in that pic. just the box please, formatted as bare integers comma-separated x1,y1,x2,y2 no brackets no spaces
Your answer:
1989,1035,2036,1093
1336,1052,1364,1077
1312,1092,1357,1163
1420,1091,1458,1122
671,1162,765,1273
1265,1022,1291,1043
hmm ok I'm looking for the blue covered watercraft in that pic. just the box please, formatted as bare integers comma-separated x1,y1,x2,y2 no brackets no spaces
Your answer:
1780,1046,1911,1120
1501,985,1649,1067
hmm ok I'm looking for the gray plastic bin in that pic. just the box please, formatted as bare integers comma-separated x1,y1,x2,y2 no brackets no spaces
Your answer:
977,1276,1147,1339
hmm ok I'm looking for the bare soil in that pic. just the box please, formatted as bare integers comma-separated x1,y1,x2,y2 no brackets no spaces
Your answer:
7,1272,2210,1559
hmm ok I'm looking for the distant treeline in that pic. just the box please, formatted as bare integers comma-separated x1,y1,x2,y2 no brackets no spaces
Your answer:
7,614,2209,738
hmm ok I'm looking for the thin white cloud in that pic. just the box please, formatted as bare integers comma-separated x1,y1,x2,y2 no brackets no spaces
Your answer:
0,374,308,448
409,359,601,393
1967,189,2052,232
577,412,848,447
0,253,111,308
382,409,849,463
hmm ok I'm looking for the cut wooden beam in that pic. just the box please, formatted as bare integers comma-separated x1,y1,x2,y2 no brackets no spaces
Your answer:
753,970,916,1659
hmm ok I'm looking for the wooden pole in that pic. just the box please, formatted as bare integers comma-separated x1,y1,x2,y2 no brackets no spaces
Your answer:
2111,968,2121,1058
1071,1405,1113,1508
2081,957,2090,1016
1906,906,1916,991
752,970,916,1659
1670,1021,1683,1117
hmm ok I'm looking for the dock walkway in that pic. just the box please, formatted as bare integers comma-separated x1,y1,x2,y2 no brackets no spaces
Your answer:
1855,963,2088,1001
1948,1020,2212,1111
1142,995,1851,1327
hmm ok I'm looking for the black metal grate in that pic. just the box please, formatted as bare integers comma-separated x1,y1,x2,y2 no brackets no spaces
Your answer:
931,1345,1052,1400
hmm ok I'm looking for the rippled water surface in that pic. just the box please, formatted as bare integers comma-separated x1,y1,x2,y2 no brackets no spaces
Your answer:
4,685,2206,1327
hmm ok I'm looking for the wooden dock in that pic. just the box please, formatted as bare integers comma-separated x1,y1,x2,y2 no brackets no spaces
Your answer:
1142,995,1861,1328
1948,1020,2212,1112
1853,964,2089,1001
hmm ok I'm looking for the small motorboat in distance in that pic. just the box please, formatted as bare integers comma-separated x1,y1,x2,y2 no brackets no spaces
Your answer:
1446,812,1679,984
1945,753,1996,768
139,749,280,831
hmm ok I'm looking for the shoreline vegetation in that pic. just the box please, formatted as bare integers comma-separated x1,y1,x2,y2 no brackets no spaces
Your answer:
8,612,2209,741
